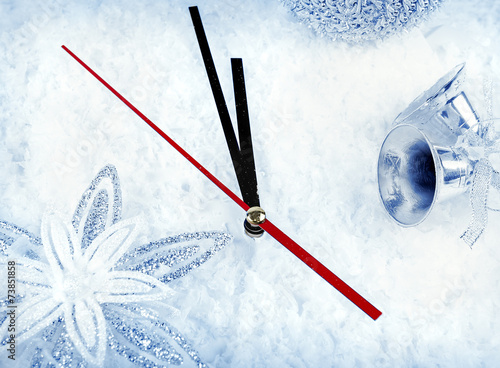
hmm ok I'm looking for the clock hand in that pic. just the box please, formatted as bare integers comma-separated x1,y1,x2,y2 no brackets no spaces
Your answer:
232,59,265,238
231,58,259,209
189,6,263,237
61,45,382,320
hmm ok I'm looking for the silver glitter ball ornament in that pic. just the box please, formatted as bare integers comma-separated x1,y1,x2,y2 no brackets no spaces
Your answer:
280,0,443,43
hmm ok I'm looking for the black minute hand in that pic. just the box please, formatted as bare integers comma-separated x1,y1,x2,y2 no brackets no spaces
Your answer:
189,6,263,237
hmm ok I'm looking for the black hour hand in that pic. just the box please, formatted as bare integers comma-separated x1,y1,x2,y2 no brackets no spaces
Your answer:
189,6,264,237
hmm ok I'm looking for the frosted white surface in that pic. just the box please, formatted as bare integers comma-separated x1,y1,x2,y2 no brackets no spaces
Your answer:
0,0,500,366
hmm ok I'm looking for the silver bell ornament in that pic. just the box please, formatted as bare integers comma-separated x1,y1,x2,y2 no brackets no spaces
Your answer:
377,63,500,247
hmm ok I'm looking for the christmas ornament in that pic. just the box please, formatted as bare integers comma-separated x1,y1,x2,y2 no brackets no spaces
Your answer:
61,6,382,320
0,164,231,367
280,0,443,43
377,63,500,247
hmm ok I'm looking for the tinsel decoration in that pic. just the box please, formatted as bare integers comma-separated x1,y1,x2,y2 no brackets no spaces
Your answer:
455,120,500,247
280,0,443,43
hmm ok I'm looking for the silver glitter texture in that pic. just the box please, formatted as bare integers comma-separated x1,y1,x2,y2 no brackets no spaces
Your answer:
106,306,182,366
0,220,42,255
105,304,206,368
116,231,232,283
30,348,45,368
280,0,443,43
72,164,122,250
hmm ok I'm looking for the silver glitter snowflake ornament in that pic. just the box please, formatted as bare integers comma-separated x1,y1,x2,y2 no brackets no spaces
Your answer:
280,0,443,43
0,165,232,367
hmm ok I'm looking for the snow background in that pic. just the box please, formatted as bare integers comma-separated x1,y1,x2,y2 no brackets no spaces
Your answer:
1,0,500,366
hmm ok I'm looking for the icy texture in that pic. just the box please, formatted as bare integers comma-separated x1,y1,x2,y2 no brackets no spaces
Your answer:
1,0,500,367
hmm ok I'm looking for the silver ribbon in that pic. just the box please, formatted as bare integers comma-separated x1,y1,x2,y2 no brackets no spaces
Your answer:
461,158,493,247
457,121,500,247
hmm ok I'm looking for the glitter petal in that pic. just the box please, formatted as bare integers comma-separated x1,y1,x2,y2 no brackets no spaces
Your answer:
117,231,232,283
0,220,42,256
64,298,107,366
1,294,63,343
41,213,80,275
83,216,145,272
96,270,174,303
72,164,122,250
105,304,207,367
9,257,52,294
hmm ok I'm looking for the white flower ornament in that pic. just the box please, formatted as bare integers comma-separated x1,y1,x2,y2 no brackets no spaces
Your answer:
0,165,231,367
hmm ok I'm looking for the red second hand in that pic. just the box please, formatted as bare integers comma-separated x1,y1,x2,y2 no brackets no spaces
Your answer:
61,45,382,321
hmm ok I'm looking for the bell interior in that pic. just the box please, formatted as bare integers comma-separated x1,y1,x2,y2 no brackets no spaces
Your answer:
378,125,438,226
